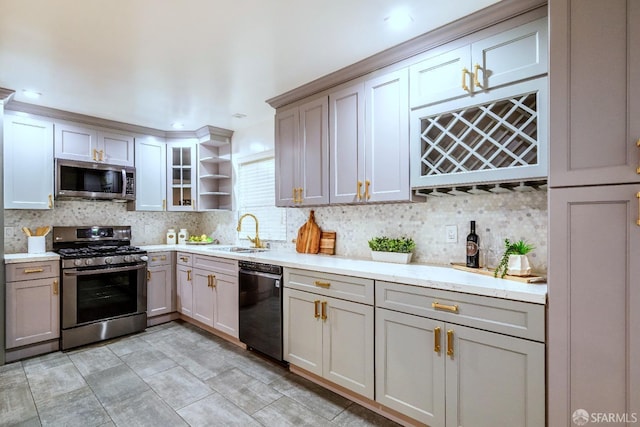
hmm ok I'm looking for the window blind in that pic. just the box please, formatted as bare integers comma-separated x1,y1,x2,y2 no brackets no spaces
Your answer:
237,155,287,241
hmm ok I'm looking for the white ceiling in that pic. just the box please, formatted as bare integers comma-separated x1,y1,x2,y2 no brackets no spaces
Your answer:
0,0,500,132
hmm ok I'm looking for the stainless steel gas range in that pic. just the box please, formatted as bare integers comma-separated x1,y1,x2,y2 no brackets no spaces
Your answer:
53,226,148,350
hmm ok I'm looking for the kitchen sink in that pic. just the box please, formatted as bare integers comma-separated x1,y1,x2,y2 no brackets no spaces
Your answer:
209,246,268,254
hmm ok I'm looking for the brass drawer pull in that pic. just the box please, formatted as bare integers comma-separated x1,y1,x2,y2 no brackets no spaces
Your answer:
447,330,454,357
314,300,320,319
321,301,327,321
180,256,189,262
432,301,459,313
187,270,192,281
24,268,44,274
434,327,441,354
53,280,59,295
314,281,331,288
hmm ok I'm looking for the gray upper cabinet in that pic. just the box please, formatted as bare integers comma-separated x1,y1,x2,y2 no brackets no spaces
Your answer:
275,96,329,207
549,0,640,187
330,68,410,204
132,136,167,211
410,17,548,109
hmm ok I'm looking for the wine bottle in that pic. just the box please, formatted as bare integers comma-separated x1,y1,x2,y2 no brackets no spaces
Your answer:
466,220,479,268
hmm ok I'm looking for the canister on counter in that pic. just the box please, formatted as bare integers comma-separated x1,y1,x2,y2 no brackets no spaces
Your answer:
166,228,177,245
178,228,188,244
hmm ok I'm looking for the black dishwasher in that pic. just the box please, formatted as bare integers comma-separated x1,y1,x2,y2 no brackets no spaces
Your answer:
238,260,284,362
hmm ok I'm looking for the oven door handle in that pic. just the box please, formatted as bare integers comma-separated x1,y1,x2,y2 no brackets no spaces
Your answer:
64,263,146,276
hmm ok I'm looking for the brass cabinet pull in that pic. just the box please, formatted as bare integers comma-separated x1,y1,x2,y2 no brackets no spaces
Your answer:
357,180,363,200
434,327,441,354
321,301,327,321
151,257,158,262
314,280,330,288
447,330,454,357
187,270,192,281
461,67,470,92
53,279,59,295
162,199,166,211
98,150,104,162
473,63,483,88
314,300,320,319
432,301,459,313
180,256,189,262
211,274,217,288
160,255,166,261
637,192,640,226
364,180,371,200
48,194,53,209
191,199,195,211
147,270,151,281
24,268,44,274
92,148,97,161
298,187,303,204
207,274,211,287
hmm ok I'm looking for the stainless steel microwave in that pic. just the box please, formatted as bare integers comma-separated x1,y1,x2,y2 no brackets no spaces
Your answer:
55,159,135,201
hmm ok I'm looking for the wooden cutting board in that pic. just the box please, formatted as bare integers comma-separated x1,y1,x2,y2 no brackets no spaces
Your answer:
319,231,336,255
296,210,321,253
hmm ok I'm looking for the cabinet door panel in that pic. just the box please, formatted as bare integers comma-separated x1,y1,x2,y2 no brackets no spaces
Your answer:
409,46,471,108
176,265,193,317
213,273,238,338
147,266,172,317
6,278,60,348
323,297,374,399
192,270,214,327
550,0,640,186
473,17,547,89
135,138,167,211
54,123,97,162
375,308,445,426
275,107,299,207
446,324,545,427
329,83,365,204
549,185,640,422
299,97,329,206
283,288,323,375
4,115,54,209
99,131,134,166
365,69,409,203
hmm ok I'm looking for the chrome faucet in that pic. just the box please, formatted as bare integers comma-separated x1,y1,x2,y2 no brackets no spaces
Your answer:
237,213,265,248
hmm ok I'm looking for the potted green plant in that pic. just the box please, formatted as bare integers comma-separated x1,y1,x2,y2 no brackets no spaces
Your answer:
368,236,416,264
494,238,535,278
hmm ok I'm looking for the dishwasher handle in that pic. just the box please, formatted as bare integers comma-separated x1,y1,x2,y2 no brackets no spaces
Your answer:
238,269,283,282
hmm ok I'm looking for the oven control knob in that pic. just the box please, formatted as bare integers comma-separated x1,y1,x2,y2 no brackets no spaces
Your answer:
104,257,112,265
85,258,94,266
123,255,132,263
74,259,83,267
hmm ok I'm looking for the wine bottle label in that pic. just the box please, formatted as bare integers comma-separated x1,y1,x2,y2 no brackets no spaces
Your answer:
466,241,478,256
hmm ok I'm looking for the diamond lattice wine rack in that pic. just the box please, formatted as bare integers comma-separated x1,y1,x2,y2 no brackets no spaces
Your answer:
410,78,548,191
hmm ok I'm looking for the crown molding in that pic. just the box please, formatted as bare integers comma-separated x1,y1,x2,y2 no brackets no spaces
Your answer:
266,0,547,109
0,87,16,103
4,99,233,139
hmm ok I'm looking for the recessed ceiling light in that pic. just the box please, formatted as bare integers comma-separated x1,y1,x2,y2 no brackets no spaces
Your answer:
22,89,42,99
171,122,185,130
232,113,247,119
384,8,414,30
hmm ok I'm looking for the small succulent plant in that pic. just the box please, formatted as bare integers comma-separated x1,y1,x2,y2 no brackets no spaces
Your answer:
368,236,416,254
494,238,535,278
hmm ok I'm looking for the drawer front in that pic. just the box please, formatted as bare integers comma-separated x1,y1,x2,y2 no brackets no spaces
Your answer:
285,268,374,305
193,255,237,275
376,281,544,342
148,252,171,267
176,252,193,267
6,260,60,282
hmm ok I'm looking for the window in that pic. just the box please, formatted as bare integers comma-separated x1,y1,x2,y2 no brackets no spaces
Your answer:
237,153,287,242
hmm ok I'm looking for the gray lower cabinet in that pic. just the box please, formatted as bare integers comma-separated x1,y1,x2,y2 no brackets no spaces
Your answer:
176,252,194,317
375,281,545,426
5,261,60,351
146,252,174,318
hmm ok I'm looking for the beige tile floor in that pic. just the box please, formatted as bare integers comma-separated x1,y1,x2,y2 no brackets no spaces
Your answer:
0,321,400,426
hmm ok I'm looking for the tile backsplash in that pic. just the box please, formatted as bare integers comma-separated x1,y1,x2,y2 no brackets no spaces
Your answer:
4,190,548,273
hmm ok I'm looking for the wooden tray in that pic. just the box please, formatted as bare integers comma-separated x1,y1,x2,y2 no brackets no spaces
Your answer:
450,263,546,284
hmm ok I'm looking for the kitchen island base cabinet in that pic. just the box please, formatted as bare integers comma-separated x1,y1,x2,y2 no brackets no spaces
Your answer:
283,274,374,399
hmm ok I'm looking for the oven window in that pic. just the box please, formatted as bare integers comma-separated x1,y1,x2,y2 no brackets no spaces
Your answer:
76,268,138,324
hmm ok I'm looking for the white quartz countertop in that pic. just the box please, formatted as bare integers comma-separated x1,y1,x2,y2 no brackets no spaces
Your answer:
4,252,60,263
143,244,548,304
